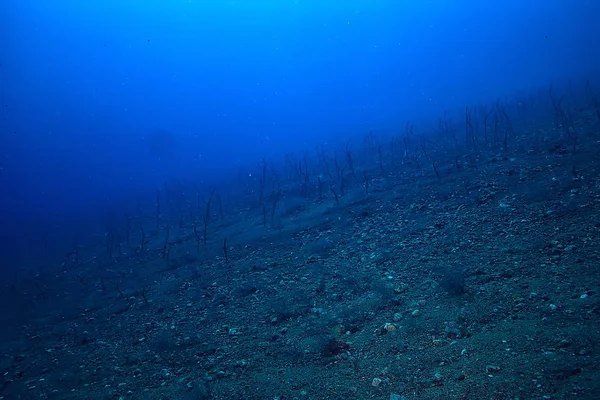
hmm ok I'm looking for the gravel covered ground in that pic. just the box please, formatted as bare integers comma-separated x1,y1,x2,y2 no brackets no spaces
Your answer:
2,122,600,400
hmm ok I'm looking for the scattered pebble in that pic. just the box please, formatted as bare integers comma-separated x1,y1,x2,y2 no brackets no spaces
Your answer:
486,365,501,374
228,328,242,336
383,323,397,332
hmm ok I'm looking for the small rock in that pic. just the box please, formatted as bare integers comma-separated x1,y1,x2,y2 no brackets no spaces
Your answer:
486,365,501,374
228,328,242,336
454,372,466,381
394,284,409,294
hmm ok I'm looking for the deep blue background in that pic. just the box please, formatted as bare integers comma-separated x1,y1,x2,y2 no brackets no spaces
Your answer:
1,0,599,266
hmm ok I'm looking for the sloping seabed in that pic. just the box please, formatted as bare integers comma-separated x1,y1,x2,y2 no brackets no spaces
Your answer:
1,101,600,399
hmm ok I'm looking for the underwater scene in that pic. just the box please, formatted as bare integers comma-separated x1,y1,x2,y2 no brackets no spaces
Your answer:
1,1,600,399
